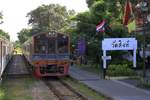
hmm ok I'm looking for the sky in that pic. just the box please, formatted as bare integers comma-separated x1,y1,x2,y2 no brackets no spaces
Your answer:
0,0,88,42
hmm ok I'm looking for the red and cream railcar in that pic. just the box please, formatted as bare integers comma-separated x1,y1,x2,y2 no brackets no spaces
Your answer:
0,37,13,80
23,32,70,77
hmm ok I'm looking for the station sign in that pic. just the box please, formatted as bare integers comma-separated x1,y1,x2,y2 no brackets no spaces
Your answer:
101,38,137,69
102,38,137,50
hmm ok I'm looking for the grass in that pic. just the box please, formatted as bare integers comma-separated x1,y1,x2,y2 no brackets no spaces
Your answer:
0,86,5,100
75,64,102,75
75,64,139,79
137,77,150,89
62,77,108,100
0,78,35,100
140,83,150,89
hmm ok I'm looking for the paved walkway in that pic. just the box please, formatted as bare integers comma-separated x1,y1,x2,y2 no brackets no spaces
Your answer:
5,55,29,75
69,66,150,100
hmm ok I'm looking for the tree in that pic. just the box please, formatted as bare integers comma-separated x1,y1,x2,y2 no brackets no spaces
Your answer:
0,29,10,40
17,28,31,44
27,4,75,33
72,0,136,63
86,0,100,8
0,12,3,24
75,12,95,38
13,40,21,48
0,12,10,39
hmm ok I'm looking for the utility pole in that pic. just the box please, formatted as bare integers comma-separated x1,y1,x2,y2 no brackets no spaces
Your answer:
142,13,146,77
136,0,149,78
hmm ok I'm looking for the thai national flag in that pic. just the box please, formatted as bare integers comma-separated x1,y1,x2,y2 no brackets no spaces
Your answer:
96,20,106,32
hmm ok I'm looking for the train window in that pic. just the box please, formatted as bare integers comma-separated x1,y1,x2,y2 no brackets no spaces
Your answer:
34,34,48,54
2,46,6,57
57,34,68,53
48,38,56,54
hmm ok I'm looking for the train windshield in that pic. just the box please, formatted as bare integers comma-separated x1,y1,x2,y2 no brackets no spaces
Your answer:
48,37,56,54
34,33,69,54
57,34,69,54
34,34,48,54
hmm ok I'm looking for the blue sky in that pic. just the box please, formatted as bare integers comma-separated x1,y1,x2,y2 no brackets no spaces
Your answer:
0,0,88,41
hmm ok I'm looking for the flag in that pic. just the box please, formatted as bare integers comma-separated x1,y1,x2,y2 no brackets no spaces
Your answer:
123,0,136,33
96,20,106,32
127,20,136,33
123,0,133,26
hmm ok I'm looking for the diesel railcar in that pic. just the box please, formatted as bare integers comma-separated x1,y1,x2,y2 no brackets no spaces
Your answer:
0,37,13,80
23,32,70,77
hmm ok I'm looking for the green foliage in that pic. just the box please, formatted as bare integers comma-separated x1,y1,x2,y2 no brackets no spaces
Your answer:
0,13,10,39
86,0,98,8
78,64,101,74
0,29,10,40
138,78,150,89
63,77,107,100
75,12,95,37
0,87,5,100
14,40,21,48
27,4,75,33
90,1,108,22
17,4,75,45
108,24,128,37
69,0,141,65
70,32,78,46
17,28,31,44
108,52,133,67
0,12,3,24
106,64,136,76
86,38,100,62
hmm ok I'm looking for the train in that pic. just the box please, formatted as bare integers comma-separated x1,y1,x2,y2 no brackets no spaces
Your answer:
0,36,13,80
23,32,70,77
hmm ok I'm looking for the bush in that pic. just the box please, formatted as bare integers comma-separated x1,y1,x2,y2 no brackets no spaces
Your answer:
109,58,133,67
78,64,101,74
106,64,136,76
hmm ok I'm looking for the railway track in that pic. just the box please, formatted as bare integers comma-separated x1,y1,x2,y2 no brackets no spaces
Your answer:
2,55,88,100
43,78,88,100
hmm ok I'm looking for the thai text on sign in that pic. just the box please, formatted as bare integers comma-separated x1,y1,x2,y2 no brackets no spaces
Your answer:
102,38,137,50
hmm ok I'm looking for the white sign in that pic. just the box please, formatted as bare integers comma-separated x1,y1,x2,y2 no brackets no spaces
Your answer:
102,38,137,50
102,38,137,69
102,56,111,60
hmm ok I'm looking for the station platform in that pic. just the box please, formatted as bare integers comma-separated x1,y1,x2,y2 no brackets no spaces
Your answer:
69,66,150,100
4,55,29,75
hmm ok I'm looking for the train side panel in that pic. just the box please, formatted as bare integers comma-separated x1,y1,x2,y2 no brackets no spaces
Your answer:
22,38,33,65
0,38,13,80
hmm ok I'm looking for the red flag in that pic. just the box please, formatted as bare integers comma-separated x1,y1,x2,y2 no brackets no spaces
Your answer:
123,0,133,25
96,20,106,32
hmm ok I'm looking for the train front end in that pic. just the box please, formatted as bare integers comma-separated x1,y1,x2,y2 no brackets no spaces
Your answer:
32,32,70,77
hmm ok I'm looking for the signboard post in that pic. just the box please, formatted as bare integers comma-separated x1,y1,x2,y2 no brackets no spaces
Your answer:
101,38,137,79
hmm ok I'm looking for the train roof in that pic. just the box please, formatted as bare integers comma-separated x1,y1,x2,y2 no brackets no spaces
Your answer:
32,31,69,37
23,31,70,45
